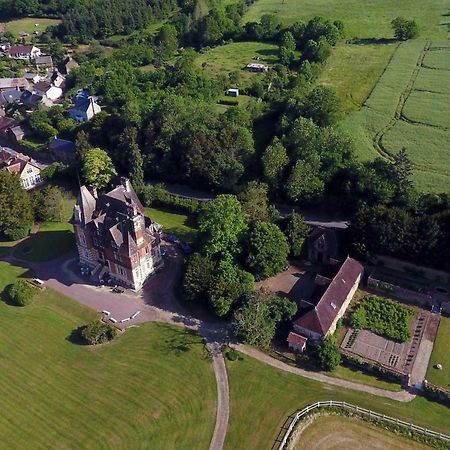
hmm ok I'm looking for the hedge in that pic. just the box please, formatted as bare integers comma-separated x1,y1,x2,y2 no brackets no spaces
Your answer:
141,183,200,214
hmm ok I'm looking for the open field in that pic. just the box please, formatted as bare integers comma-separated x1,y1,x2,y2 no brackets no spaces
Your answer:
196,41,279,85
426,317,450,389
317,43,397,113
243,0,449,40
0,260,216,449
225,353,450,449
146,206,198,243
3,17,60,36
291,414,430,450
342,40,450,194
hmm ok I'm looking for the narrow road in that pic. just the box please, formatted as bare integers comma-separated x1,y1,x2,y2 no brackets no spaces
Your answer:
207,341,230,450
233,344,416,402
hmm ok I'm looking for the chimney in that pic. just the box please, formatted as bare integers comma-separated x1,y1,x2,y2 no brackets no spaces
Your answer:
121,177,131,192
88,184,98,199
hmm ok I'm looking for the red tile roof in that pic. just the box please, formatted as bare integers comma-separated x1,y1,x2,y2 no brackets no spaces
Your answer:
294,256,363,336
287,332,307,348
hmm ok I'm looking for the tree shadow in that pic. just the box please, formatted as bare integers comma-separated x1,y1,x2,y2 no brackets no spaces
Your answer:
255,48,279,57
350,38,397,45
66,325,88,345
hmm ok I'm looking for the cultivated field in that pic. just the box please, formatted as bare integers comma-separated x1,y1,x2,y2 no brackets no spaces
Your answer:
290,414,430,450
0,261,216,449
341,40,450,193
243,0,449,40
225,353,450,449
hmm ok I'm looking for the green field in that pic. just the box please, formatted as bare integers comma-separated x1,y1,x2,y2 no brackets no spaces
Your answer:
427,317,450,389
342,40,450,194
4,17,60,36
146,207,198,243
225,354,450,449
291,415,430,450
243,0,449,40
317,43,397,113
0,260,216,449
196,41,279,85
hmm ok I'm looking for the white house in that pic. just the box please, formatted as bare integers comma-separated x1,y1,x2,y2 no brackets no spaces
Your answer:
34,80,62,101
9,45,41,61
0,147,43,190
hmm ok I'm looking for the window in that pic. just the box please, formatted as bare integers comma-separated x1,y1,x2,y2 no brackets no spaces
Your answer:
27,167,33,174
113,251,122,262
116,265,126,277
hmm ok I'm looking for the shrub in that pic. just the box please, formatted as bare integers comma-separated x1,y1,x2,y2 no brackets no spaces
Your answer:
224,347,239,361
142,184,200,214
81,320,118,345
3,225,31,241
317,335,341,371
350,296,414,342
6,280,38,306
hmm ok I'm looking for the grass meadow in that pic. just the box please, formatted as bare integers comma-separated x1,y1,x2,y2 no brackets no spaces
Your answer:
196,41,279,85
0,260,216,449
4,17,60,36
225,353,450,449
243,0,449,40
291,415,430,450
426,317,450,389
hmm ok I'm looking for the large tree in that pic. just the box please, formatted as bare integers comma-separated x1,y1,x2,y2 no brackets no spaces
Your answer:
81,148,117,189
391,17,419,40
0,172,34,240
262,138,289,189
233,290,297,349
238,182,270,224
245,222,289,279
198,195,247,257
286,212,309,257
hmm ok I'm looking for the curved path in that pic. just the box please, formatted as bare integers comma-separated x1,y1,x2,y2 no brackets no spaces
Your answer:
233,344,416,402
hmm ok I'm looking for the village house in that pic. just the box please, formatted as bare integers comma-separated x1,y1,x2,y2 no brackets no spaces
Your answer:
34,55,53,69
71,178,163,291
49,137,76,164
0,147,43,190
8,45,41,61
68,91,101,122
308,227,339,264
0,77,29,91
290,256,364,349
63,56,79,74
34,80,63,101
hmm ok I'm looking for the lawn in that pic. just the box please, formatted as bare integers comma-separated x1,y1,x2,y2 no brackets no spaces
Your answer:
0,260,216,449
146,206,198,243
243,0,449,40
291,414,430,450
317,43,397,113
4,17,60,36
195,41,280,86
225,354,450,449
426,316,450,389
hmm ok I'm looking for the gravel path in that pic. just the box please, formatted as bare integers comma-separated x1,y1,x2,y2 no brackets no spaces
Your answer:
232,344,416,402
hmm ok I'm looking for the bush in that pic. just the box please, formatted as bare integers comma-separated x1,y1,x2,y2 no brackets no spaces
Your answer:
317,335,341,371
350,296,414,342
81,320,118,345
6,280,38,306
224,347,239,361
3,225,31,241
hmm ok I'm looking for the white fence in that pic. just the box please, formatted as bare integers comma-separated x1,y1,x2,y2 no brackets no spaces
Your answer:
278,400,450,450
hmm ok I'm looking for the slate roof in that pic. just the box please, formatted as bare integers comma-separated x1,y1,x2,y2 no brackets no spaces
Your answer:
35,55,53,66
49,138,75,154
0,77,29,90
9,45,35,54
34,80,52,93
308,226,338,257
72,179,161,258
294,257,364,336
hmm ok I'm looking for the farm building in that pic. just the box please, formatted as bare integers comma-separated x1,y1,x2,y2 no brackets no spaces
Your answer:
246,63,268,72
289,257,364,348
